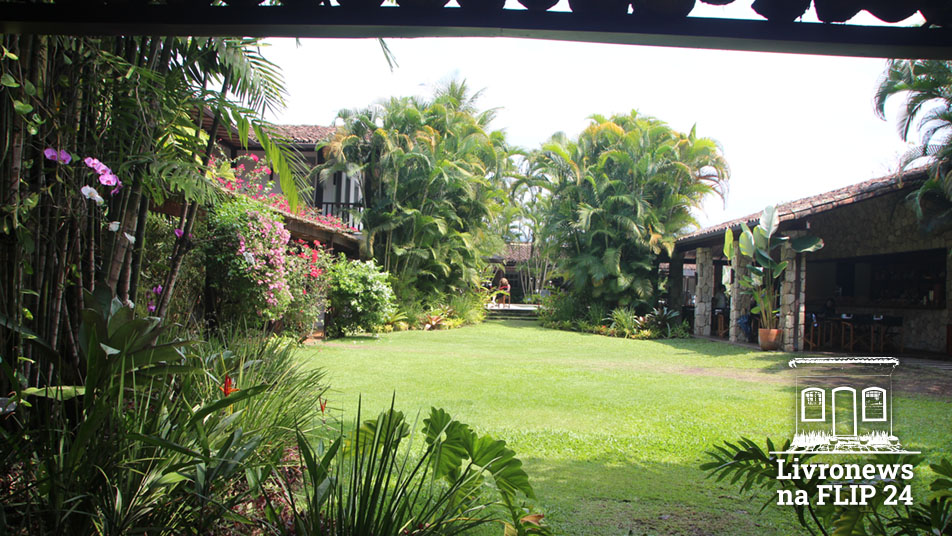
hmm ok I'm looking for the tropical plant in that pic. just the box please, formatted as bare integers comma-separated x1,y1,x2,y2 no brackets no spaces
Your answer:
264,404,539,536
0,289,277,535
723,205,823,331
0,35,305,401
317,80,512,304
875,59,952,224
325,256,396,337
642,306,681,337
532,111,729,312
205,196,294,324
702,437,952,536
608,306,642,338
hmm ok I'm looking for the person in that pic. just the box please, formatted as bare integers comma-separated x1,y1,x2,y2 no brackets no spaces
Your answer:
713,284,729,310
499,277,511,308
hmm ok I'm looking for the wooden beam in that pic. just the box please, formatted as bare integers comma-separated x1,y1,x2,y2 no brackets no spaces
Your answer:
3,5,952,59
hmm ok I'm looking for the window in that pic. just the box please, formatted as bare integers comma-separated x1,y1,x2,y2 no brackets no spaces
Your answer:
862,387,886,421
801,388,825,422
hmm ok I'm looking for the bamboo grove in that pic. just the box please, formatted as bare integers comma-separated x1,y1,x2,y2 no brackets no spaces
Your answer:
0,35,301,392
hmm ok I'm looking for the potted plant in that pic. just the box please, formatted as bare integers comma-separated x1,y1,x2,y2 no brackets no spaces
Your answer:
723,205,823,351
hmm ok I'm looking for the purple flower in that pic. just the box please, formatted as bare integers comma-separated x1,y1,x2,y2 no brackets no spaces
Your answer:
110,183,123,196
147,302,156,313
152,285,163,295
99,173,119,187
57,150,71,164
44,148,58,161
174,228,184,239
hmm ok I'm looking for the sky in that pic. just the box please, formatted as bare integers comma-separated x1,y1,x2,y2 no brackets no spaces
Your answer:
263,1,924,229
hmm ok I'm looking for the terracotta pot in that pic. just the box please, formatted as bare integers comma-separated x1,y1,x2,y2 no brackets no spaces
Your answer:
632,0,695,18
864,0,918,23
517,0,559,11
758,328,782,351
751,0,811,22
457,0,506,11
569,0,630,16
814,0,862,22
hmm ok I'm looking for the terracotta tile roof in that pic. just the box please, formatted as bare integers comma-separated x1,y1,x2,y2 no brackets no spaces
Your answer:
675,168,929,250
266,124,337,145
497,242,534,263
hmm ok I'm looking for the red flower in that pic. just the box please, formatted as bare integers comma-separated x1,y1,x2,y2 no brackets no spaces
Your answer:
220,375,239,396
319,397,327,414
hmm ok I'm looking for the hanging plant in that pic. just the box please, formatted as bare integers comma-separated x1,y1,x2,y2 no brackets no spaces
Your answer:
751,0,811,22
813,0,862,22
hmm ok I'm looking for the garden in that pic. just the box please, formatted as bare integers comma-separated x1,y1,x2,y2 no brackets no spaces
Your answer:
1,31,952,536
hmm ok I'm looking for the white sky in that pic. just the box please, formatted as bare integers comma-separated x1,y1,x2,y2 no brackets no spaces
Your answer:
263,1,924,230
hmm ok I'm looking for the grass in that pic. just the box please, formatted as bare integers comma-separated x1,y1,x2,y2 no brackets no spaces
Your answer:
298,320,952,536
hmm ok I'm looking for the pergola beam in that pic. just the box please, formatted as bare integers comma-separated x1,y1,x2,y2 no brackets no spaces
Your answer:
2,5,952,59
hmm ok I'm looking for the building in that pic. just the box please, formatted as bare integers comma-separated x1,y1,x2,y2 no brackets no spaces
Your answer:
673,169,952,355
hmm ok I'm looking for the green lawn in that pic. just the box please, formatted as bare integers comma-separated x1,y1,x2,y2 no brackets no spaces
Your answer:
299,320,952,536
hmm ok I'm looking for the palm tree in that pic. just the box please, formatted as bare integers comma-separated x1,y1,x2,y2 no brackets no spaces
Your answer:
533,111,729,310
874,59,952,230
317,81,512,302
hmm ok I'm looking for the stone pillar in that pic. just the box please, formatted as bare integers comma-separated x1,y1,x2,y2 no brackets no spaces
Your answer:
669,252,684,312
729,241,751,343
694,247,713,337
946,248,952,354
780,236,807,352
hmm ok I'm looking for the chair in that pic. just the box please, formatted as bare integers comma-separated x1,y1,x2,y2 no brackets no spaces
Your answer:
714,310,729,338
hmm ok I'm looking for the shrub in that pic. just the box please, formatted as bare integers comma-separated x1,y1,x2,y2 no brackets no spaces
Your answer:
326,257,395,337
205,197,293,325
268,405,546,536
538,290,584,326
0,289,328,535
447,291,488,325
283,239,332,338
140,213,207,327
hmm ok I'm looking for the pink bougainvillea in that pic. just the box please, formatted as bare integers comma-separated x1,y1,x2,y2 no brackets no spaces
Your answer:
212,154,359,234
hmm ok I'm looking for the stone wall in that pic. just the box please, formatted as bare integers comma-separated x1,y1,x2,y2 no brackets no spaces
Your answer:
808,190,952,353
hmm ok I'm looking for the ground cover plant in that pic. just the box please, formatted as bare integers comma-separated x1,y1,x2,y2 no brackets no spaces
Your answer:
303,320,952,536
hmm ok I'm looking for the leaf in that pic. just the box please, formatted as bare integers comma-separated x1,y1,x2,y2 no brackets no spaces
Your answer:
187,384,268,427
761,205,779,238
723,229,734,260
21,385,85,400
12,100,32,115
790,235,824,253
0,73,18,88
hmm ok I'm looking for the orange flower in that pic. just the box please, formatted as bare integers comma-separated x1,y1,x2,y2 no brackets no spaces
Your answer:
220,375,239,396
